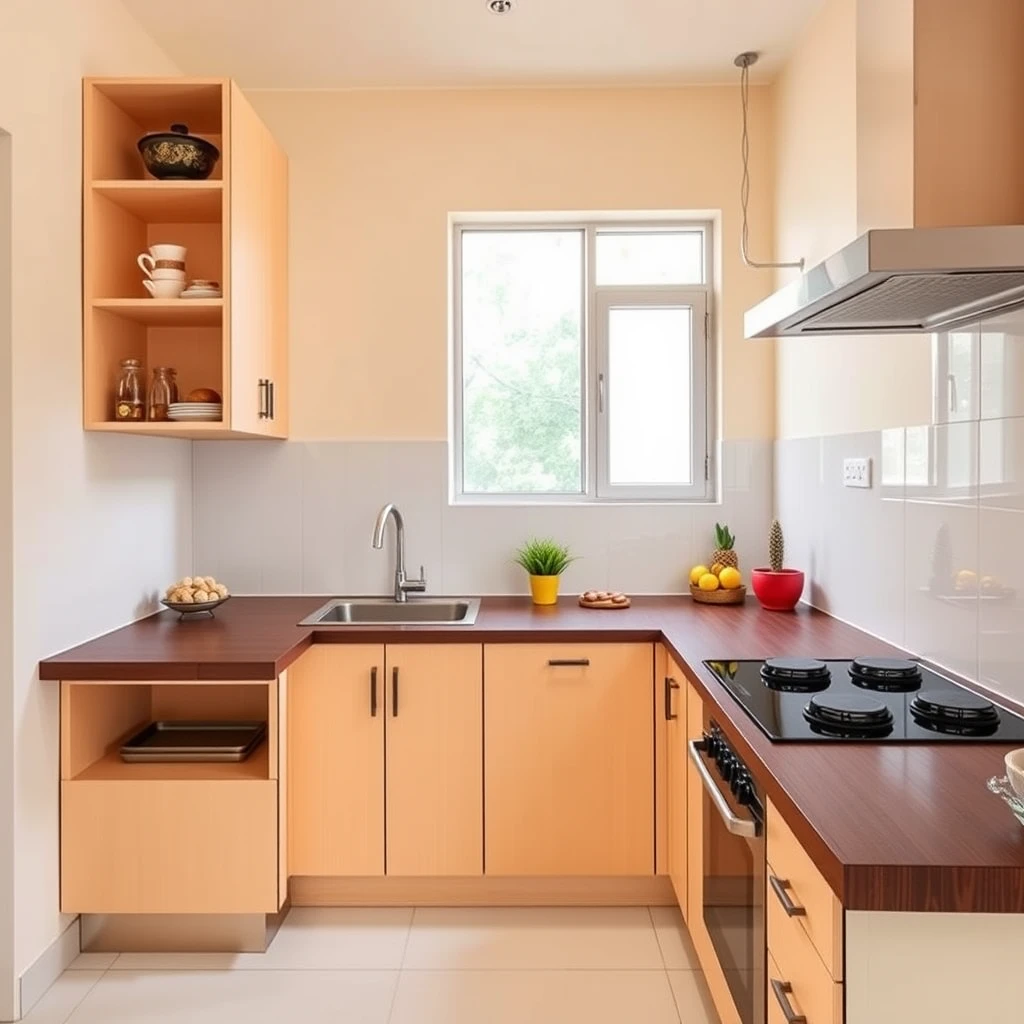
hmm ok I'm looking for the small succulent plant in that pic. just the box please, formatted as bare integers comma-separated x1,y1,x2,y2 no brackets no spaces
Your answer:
513,538,576,577
768,519,785,572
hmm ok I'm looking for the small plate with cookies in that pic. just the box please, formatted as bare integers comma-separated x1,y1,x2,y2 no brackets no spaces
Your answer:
162,575,231,618
579,590,631,610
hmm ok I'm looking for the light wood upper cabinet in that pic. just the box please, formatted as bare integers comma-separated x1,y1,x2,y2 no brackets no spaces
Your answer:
385,645,483,877
288,644,385,876
484,643,654,876
665,654,688,918
83,78,288,439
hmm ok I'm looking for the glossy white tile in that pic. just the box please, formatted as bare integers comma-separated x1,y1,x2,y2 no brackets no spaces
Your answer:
22,971,103,1024
980,311,1024,420
64,969,397,1024
389,970,681,1024
402,907,663,971
650,906,699,970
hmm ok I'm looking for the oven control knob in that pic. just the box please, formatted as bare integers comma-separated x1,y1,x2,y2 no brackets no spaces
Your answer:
729,771,742,796
736,779,754,806
719,754,735,781
704,733,719,758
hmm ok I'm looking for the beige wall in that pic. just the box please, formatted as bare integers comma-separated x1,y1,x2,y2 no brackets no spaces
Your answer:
772,0,932,439
249,85,779,442
0,2,190,1014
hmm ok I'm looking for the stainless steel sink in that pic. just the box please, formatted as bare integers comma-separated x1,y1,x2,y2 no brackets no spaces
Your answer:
299,597,481,626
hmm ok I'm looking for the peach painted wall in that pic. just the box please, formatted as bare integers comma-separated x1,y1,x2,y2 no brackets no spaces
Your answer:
248,85,779,442
772,0,932,440
0,2,189,1014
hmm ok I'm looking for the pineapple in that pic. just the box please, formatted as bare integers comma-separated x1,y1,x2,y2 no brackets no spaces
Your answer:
711,523,739,570
768,519,784,572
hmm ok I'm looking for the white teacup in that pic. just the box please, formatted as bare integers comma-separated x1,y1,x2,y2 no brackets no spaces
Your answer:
148,268,186,281
143,278,185,299
138,244,187,278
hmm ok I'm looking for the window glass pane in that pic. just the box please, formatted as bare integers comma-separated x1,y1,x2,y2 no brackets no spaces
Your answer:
596,231,703,285
607,306,692,485
461,230,583,493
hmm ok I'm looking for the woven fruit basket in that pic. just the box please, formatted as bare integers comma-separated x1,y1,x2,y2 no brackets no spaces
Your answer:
690,584,746,605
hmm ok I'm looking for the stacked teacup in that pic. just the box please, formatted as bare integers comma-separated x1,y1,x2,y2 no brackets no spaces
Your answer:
138,244,187,298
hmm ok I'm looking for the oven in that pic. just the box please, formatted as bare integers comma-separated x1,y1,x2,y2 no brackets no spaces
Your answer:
688,718,765,1024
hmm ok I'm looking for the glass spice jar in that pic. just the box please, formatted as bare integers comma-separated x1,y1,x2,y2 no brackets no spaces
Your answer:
148,366,178,422
114,358,145,421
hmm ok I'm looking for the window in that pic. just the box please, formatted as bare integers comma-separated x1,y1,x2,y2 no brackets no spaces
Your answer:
453,221,711,502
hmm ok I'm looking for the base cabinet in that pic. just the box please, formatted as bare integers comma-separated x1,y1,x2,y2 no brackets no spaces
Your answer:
484,643,654,876
288,643,483,878
665,655,688,917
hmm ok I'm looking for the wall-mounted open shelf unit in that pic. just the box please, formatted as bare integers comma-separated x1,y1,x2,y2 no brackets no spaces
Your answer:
83,77,288,439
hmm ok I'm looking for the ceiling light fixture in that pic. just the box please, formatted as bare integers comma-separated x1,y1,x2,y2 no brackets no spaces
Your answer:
489,0,513,13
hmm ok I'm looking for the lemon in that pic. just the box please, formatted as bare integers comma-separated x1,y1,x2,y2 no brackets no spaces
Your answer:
698,573,720,592
719,567,742,590
689,564,709,586
710,562,725,577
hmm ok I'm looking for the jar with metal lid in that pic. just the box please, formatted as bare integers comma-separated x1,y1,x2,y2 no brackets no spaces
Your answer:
114,359,145,421
148,366,178,422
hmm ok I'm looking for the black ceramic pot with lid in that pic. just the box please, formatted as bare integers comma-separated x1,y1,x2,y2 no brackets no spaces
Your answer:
137,124,220,180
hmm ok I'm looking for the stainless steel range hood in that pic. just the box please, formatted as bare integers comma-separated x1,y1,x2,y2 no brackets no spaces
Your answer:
744,225,1024,338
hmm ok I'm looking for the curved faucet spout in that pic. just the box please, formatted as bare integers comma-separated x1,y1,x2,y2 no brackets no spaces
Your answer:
371,503,425,602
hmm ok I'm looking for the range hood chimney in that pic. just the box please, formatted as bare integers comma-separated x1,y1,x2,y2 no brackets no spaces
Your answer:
744,225,1024,338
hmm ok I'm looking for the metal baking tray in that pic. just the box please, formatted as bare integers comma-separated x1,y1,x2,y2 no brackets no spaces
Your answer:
119,721,267,763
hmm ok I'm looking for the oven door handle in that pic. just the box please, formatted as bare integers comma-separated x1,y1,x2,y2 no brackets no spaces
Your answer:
688,740,758,838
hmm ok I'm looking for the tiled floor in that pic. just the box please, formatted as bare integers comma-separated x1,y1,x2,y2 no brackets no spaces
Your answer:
25,906,719,1023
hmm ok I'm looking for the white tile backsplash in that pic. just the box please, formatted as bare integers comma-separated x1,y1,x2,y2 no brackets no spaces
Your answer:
192,439,772,596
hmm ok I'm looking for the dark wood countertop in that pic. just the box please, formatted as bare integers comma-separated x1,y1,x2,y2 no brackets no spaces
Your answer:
40,595,1024,914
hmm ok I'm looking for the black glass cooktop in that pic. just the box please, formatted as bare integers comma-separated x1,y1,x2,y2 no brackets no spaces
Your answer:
704,657,1024,742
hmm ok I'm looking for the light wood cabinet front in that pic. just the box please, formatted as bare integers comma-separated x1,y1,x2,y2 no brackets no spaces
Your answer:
665,656,688,918
484,643,654,876
385,644,483,876
62,779,277,914
288,644,385,876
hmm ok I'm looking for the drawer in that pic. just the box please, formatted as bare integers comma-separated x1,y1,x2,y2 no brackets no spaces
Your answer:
767,798,843,979
769,872,844,1024
62,779,278,914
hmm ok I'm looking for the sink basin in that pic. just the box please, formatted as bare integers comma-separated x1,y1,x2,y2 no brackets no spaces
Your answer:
299,597,481,626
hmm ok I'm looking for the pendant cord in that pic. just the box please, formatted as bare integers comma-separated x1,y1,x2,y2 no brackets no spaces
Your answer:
738,55,804,271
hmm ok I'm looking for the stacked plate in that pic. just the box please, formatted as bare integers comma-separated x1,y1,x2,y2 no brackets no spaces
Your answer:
181,279,223,299
168,402,222,422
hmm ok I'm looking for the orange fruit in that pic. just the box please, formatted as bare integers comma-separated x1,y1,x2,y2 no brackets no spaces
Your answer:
719,567,742,590
698,573,720,592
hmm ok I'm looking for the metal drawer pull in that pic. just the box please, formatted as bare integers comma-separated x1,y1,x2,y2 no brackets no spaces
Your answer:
769,875,806,917
664,677,680,720
771,979,806,1024
687,740,757,838
392,666,400,717
548,659,590,667
370,666,378,717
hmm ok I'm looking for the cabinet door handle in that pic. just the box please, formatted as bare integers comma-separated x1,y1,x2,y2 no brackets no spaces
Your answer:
370,666,378,717
268,380,275,420
257,379,268,419
770,979,807,1024
392,666,399,717
664,676,680,720
548,658,590,667
769,875,806,917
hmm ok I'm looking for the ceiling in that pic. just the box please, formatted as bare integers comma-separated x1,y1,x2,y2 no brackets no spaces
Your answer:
122,0,825,90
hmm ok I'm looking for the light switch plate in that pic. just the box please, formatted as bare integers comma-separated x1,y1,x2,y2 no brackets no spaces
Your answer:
843,457,872,488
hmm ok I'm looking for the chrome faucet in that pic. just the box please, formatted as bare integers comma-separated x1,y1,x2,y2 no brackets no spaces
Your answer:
371,503,427,602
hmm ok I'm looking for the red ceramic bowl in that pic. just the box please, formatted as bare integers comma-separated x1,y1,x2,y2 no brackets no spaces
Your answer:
750,568,805,611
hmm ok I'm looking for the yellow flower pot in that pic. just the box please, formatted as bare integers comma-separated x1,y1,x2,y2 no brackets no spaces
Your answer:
529,575,561,606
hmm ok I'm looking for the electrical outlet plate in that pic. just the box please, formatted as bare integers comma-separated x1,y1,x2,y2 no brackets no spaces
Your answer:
843,457,872,489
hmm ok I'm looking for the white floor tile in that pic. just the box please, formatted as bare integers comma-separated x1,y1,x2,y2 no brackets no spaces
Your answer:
64,970,397,1024
389,969,681,1024
22,971,103,1024
113,908,413,971
402,906,663,970
67,952,118,971
668,970,720,1023
650,906,699,970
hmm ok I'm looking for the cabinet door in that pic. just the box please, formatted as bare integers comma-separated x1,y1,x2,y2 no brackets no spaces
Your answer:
288,645,385,876
484,643,654,876
665,657,688,918
385,644,483,876
228,83,287,438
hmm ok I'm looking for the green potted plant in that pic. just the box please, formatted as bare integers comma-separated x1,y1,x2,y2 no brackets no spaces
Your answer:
514,538,576,606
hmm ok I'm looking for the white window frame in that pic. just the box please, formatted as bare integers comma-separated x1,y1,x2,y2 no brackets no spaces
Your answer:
451,219,714,504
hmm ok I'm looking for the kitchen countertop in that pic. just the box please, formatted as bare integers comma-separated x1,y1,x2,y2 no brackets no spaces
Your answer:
40,595,1024,914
